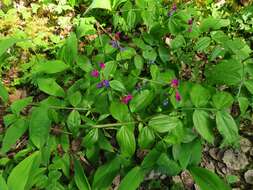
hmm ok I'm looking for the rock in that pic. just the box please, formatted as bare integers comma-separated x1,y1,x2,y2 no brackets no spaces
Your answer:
9,89,27,103
244,170,253,185
181,170,194,190
172,176,182,184
209,148,219,160
222,149,249,170
194,184,201,190
250,148,253,156
240,137,252,153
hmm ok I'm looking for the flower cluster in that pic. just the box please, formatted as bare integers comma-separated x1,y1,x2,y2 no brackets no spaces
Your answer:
97,80,110,88
170,78,181,102
91,62,110,88
110,32,127,51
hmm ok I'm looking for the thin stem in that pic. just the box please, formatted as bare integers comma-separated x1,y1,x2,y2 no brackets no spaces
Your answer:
134,76,168,85
91,121,137,128
237,55,252,98
177,107,218,111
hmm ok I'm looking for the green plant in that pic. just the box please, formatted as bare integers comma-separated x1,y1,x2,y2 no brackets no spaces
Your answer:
0,1,253,190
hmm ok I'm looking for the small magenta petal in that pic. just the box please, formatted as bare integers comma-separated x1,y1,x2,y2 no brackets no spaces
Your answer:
100,63,105,69
171,79,179,88
91,70,99,78
175,91,181,101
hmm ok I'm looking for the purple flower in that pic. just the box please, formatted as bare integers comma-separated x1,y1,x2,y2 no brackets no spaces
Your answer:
91,70,99,78
175,91,181,102
102,80,110,88
188,27,192,33
100,62,105,69
188,18,193,25
110,40,120,49
172,4,177,11
96,82,103,88
170,79,179,88
121,94,133,104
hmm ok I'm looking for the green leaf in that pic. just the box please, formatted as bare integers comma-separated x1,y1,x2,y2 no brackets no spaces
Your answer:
158,46,170,63
116,126,136,157
156,153,181,176
68,91,82,107
92,157,121,190
194,37,211,52
171,35,186,50
10,97,33,116
150,65,159,80
110,101,129,122
83,128,99,148
212,92,234,109
193,110,214,143
67,110,81,135
2,0,12,6
173,139,202,169
216,111,239,146
0,81,8,103
1,119,28,153
77,17,97,38
110,80,126,92
76,55,92,72
118,166,145,190
244,80,253,94
7,151,41,190
0,38,18,57
127,9,136,30
163,122,185,145
64,33,78,65
189,166,231,190
33,60,69,74
138,127,155,149
116,47,136,60
141,148,161,170
103,61,117,79
200,17,230,32
190,84,211,107
37,78,65,97
74,159,91,190
149,114,180,133
238,97,249,115
142,47,157,61
87,0,111,11
0,175,8,190
130,90,152,112
205,59,242,86
29,106,51,148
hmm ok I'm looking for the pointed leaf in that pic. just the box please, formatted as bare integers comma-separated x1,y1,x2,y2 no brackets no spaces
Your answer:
0,81,8,103
116,126,136,157
7,151,40,190
37,78,65,97
118,166,145,190
189,166,231,190
29,106,51,148
74,159,91,190
1,119,28,153
193,110,214,143
216,111,239,146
